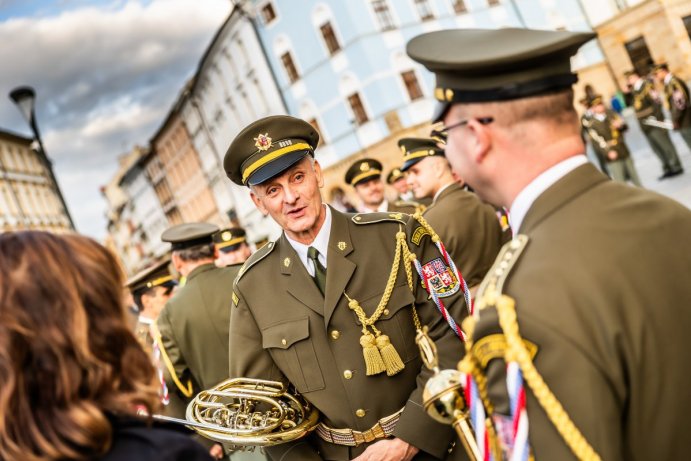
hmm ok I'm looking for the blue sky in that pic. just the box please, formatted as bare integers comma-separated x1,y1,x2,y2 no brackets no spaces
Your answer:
0,0,231,239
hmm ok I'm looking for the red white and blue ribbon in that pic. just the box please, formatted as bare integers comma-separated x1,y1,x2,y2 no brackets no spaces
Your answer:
152,340,170,406
465,374,493,461
507,362,529,461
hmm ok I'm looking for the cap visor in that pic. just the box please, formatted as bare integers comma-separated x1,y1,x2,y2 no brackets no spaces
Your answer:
400,158,422,172
247,150,311,186
432,101,451,123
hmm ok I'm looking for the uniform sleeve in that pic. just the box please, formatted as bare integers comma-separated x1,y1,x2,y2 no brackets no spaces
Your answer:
393,217,467,459
156,306,194,399
229,285,323,461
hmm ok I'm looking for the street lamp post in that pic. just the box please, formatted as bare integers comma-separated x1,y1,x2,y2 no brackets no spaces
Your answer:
9,86,75,230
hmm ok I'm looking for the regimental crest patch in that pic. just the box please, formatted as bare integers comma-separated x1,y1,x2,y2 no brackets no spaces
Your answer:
421,257,459,298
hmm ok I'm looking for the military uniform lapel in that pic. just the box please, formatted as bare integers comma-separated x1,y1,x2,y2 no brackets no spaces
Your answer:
323,209,355,328
520,163,608,234
279,234,326,315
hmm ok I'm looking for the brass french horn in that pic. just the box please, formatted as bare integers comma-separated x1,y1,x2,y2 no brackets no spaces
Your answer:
155,378,319,447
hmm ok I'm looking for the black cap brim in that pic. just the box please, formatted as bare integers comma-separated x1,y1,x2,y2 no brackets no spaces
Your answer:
400,158,422,172
247,150,311,186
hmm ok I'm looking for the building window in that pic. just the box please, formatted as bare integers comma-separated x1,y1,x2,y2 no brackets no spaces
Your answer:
684,15,691,40
308,118,325,146
488,0,500,6
414,0,434,20
452,0,467,13
348,93,369,125
260,2,277,25
280,51,300,83
371,0,396,31
320,22,341,55
401,70,423,100
625,36,653,76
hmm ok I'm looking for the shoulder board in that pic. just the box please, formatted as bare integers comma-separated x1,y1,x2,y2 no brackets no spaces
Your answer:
475,235,529,312
235,240,276,283
352,212,409,225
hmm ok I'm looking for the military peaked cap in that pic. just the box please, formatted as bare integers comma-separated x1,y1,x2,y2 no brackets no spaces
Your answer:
398,137,445,172
386,167,405,185
214,227,247,252
161,222,219,250
406,28,595,121
126,259,177,294
224,115,320,186
345,158,383,186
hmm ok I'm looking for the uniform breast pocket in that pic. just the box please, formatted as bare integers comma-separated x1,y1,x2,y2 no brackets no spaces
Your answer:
261,317,325,393
359,284,419,364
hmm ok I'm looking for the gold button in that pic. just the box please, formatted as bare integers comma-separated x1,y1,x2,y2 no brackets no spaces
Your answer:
281,339,287,346
343,370,353,379
383,309,390,316
355,409,366,418
331,330,340,340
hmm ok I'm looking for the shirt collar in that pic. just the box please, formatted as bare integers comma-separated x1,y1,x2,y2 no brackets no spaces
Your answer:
138,315,154,325
285,205,331,274
664,73,672,85
509,156,588,232
358,199,388,213
634,78,644,91
433,182,455,203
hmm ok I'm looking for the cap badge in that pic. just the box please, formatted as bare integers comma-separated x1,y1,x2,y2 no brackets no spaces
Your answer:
283,257,291,267
360,162,370,172
338,241,347,251
221,231,232,242
400,146,407,154
254,133,272,151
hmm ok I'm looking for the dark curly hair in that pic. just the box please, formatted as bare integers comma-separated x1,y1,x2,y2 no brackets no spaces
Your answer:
0,232,160,460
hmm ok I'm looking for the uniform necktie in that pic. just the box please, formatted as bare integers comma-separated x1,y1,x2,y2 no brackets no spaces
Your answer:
307,246,327,295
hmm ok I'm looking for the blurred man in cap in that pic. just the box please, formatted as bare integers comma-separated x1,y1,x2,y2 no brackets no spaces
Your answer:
386,166,413,201
345,158,423,214
224,115,468,461
625,69,683,179
583,94,642,186
654,62,691,151
408,27,691,460
157,222,253,460
399,136,507,291
214,226,252,267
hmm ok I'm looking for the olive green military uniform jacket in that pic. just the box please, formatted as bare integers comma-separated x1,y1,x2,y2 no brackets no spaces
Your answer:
663,74,691,129
157,263,240,394
423,183,508,289
230,208,468,461
632,80,664,125
471,164,691,460
585,110,631,162
388,200,425,214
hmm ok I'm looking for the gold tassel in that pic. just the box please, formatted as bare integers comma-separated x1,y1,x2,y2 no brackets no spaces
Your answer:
360,333,386,375
376,334,405,376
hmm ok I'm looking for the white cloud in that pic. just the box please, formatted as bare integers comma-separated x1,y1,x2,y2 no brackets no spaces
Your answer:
0,0,231,239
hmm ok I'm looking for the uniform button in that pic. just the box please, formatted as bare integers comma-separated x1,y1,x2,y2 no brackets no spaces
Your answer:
343,370,353,379
355,409,366,418
331,330,340,340
281,339,287,346
383,309,390,316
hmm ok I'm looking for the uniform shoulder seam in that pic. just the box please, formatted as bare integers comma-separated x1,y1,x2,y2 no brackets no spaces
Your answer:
235,241,276,283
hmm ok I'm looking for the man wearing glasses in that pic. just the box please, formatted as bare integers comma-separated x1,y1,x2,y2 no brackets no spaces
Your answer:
398,136,507,292
408,28,691,460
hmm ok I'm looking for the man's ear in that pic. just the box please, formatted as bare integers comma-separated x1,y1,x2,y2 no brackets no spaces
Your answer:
314,159,324,188
250,189,269,216
171,252,184,272
466,118,492,165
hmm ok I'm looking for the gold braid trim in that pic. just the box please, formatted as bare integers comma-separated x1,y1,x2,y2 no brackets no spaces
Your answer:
495,295,602,461
150,322,194,398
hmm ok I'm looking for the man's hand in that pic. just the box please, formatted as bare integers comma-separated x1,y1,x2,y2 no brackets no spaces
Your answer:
209,443,224,460
352,438,419,461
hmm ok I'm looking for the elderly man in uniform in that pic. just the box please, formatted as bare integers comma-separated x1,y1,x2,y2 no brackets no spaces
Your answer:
157,223,264,461
654,62,691,151
214,226,253,267
225,115,469,461
345,158,422,214
625,69,684,179
408,27,691,460
399,137,508,291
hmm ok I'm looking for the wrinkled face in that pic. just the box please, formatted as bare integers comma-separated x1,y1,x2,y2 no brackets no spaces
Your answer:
392,177,408,195
354,177,385,207
405,157,438,199
250,157,324,240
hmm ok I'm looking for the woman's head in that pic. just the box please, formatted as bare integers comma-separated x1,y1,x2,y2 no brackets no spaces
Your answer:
0,231,159,460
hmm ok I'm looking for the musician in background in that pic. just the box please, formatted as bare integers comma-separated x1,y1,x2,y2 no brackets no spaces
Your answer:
584,95,642,186
654,62,691,151
625,69,683,179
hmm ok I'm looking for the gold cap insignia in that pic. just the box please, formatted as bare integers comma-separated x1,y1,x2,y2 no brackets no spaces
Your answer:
445,89,454,101
283,257,291,267
254,133,272,151
360,162,370,172
221,231,232,242
338,241,347,251
400,145,407,154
